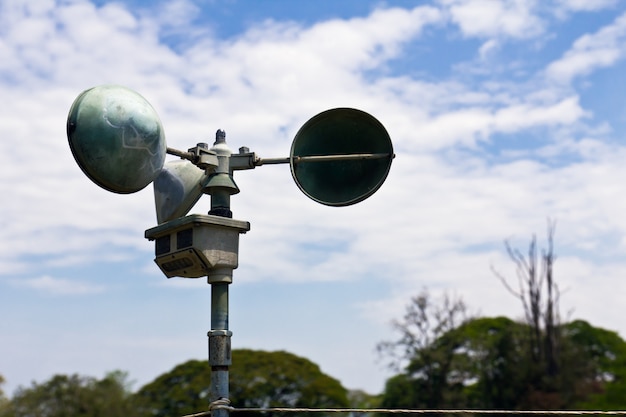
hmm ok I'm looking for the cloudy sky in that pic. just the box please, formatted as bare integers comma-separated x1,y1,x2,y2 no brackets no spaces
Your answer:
2,0,626,398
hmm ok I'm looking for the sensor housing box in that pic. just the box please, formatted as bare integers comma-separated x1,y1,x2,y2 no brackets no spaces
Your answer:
145,214,250,281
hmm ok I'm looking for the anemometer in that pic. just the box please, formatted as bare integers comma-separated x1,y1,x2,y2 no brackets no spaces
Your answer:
66,84,394,416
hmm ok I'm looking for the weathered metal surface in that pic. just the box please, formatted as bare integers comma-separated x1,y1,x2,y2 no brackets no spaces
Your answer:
144,214,250,280
209,283,232,417
257,152,393,165
208,333,232,366
153,159,208,224
67,85,166,193
289,107,393,206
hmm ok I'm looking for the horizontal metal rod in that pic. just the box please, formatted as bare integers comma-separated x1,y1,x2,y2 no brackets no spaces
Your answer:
167,147,195,161
256,152,394,166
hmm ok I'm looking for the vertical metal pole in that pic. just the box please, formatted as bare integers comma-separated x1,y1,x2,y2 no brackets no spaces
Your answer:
208,130,235,417
209,281,231,417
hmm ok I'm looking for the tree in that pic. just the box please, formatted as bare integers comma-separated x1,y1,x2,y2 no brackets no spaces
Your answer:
492,220,563,407
377,290,471,408
1,371,135,417
379,308,529,410
0,375,8,416
380,311,626,410
134,359,211,417
346,389,381,417
135,349,349,417
450,317,528,409
564,320,626,410
379,224,626,410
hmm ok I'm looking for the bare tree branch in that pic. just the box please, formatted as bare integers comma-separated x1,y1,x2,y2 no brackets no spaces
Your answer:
492,219,562,386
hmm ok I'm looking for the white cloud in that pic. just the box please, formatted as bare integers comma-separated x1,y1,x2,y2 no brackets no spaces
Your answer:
546,11,626,83
394,94,587,150
152,0,200,28
10,275,106,295
301,6,443,70
439,0,544,39
555,0,618,13
479,38,500,58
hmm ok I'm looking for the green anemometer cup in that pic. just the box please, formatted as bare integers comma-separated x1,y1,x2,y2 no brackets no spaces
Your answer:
67,85,167,194
290,108,394,206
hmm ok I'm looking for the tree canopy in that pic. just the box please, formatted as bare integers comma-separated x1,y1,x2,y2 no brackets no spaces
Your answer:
0,371,134,417
1,350,349,417
378,221,626,410
0,375,8,415
135,349,349,417
379,225,626,411
380,311,626,410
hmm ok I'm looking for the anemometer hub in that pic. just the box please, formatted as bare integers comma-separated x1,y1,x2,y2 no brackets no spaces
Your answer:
67,84,394,276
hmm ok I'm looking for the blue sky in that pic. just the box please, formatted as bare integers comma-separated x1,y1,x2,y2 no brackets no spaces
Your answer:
2,0,626,397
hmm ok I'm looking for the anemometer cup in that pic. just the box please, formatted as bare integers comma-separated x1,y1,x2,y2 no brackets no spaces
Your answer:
290,108,394,207
66,85,167,194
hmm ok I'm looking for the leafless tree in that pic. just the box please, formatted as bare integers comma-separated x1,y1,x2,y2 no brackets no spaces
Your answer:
491,220,561,389
376,289,469,372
